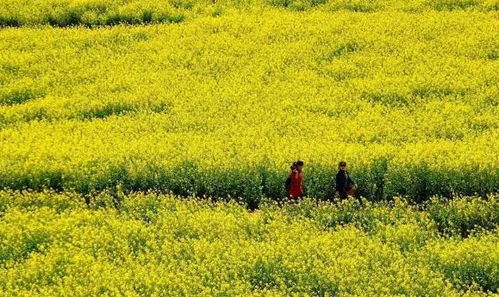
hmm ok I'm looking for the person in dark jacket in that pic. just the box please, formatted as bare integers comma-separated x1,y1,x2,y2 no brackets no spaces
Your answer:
335,161,357,200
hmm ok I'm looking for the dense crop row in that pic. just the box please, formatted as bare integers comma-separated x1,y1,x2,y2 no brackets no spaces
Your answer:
0,0,498,27
1,10,497,202
0,190,497,296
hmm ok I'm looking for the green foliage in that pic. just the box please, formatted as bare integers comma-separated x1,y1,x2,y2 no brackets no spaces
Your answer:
426,196,499,237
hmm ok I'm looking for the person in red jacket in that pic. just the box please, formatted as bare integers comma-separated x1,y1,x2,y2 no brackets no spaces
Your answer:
287,160,304,201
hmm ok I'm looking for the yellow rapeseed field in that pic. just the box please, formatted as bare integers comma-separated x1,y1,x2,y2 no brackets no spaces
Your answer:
0,1,498,296
1,4,497,201
0,2,498,193
0,190,497,296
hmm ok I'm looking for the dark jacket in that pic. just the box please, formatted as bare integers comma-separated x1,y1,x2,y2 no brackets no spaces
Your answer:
335,170,355,199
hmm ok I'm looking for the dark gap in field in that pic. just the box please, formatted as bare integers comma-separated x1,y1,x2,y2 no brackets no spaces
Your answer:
78,104,139,120
0,89,46,106
486,51,498,60
74,101,173,121
411,86,468,99
0,101,173,129
429,0,481,11
321,42,362,63
0,12,186,29
360,91,411,108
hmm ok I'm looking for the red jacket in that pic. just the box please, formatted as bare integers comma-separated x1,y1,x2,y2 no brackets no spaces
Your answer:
288,169,303,198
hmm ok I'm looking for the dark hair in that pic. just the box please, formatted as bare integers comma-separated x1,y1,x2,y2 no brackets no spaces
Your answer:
339,161,347,167
291,160,304,170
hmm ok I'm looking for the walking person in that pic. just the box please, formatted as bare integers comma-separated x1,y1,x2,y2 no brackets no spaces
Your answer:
334,161,359,201
286,160,304,202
